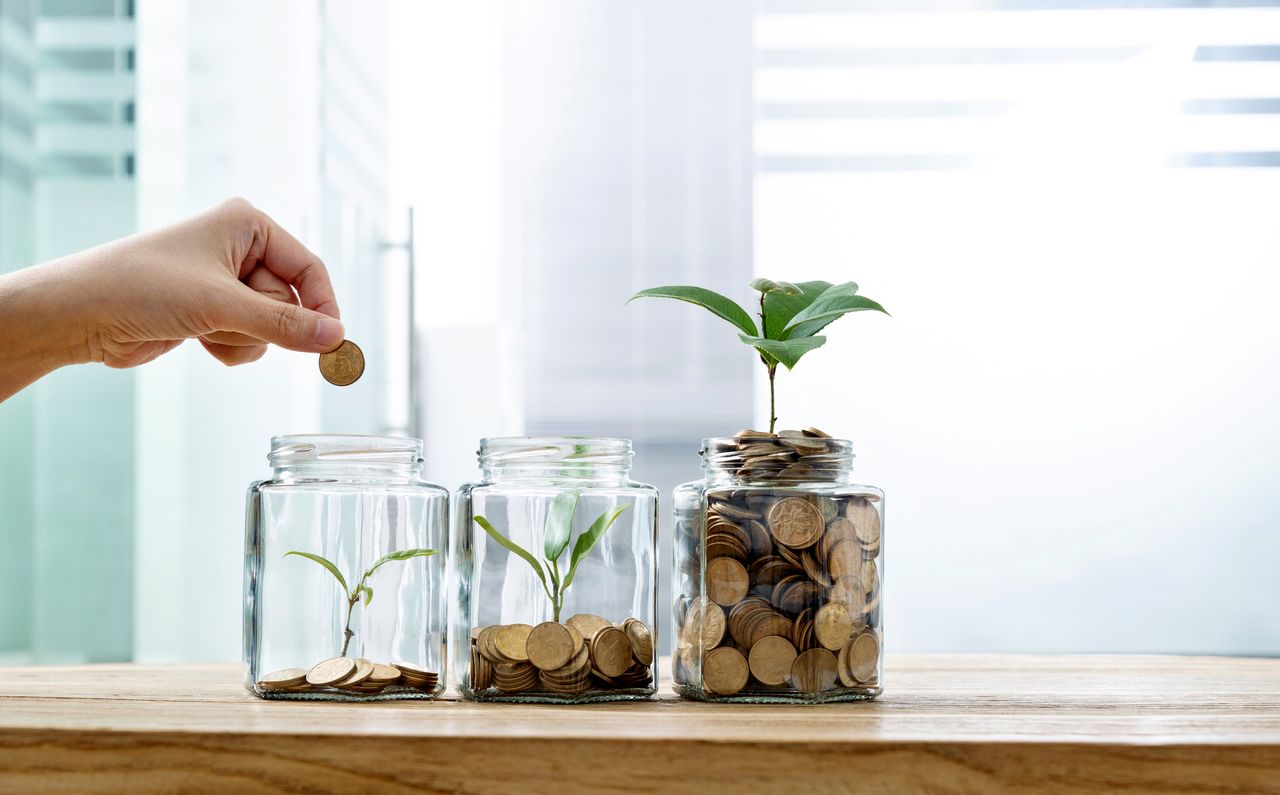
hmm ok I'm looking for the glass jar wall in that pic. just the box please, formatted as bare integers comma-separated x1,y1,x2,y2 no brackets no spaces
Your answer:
454,438,658,703
244,435,449,700
672,432,883,703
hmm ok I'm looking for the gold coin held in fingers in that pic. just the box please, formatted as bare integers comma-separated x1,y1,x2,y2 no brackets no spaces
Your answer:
319,339,365,386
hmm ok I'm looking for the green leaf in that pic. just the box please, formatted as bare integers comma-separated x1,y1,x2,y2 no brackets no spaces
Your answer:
359,583,373,606
739,334,828,370
474,515,549,593
563,505,631,590
784,291,888,339
628,286,757,337
284,551,349,597
762,281,839,339
749,278,802,296
542,491,580,563
361,548,438,582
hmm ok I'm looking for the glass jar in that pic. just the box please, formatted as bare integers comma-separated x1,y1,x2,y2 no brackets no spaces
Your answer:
454,437,659,703
672,433,883,703
243,435,449,700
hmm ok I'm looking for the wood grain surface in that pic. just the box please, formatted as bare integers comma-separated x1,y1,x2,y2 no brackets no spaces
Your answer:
1,654,1277,793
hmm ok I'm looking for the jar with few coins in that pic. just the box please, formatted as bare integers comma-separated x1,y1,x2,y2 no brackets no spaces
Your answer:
672,430,883,703
454,437,659,703
244,435,449,700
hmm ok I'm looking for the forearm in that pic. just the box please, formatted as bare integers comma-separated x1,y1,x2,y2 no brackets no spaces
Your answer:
0,261,92,402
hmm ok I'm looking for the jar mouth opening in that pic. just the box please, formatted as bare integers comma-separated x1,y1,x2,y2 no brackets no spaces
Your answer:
701,434,853,480
478,436,632,468
269,434,424,465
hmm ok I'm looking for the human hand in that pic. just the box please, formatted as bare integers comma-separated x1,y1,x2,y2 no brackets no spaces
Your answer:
74,197,345,368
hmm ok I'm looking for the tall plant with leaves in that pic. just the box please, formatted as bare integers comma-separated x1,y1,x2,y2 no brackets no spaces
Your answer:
474,493,629,622
628,279,887,432
285,548,438,656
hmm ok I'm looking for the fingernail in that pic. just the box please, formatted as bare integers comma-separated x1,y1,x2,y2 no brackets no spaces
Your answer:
315,316,345,349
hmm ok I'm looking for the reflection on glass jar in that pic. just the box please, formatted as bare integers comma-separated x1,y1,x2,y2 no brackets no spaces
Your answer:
673,432,883,703
454,437,658,703
243,435,449,701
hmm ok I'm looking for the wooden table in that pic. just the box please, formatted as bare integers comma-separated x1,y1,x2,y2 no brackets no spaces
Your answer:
1,655,1277,793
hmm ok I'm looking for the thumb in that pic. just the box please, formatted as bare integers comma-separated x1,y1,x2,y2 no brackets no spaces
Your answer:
221,290,346,353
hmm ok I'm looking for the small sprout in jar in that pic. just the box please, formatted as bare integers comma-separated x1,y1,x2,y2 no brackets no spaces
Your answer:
284,548,438,656
474,493,629,623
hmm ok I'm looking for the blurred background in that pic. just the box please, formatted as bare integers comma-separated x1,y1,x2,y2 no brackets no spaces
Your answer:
1,0,1277,664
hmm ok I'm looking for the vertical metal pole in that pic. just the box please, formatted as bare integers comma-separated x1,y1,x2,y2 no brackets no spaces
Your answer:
406,206,422,442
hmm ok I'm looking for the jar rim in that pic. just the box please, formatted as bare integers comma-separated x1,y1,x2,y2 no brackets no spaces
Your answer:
269,434,424,464
478,436,632,468
701,434,854,481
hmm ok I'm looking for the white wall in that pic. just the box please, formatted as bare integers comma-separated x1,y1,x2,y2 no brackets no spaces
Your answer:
757,167,1280,654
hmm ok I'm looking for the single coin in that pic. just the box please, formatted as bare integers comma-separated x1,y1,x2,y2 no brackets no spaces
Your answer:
305,657,356,687
495,623,534,662
706,557,750,606
748,635,798,686
850,632,880,683
623,618,654,666
702,647,750,696
257,668,308,690
565,614,612,642
802,427,832,438
790,648,839,692
367,663,402,684
681,597,726,651
814,603,854,651
318,339,365,386
526,621,576,671
334,657,376,689
590,626,634,678
392,660,434,677
846,498,882,549
767,497,825,549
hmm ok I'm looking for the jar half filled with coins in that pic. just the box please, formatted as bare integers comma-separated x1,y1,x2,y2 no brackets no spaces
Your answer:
454,437,659,703
244,435,449,701
672,429,883,703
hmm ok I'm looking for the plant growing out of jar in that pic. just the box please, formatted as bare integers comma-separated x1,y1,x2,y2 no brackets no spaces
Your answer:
473,493,629,622
285,548,438,656
629,279,887,433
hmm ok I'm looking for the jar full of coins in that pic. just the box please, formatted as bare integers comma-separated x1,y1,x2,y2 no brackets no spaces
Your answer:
244,435,449,700
454,437,659,702
672,429,883,703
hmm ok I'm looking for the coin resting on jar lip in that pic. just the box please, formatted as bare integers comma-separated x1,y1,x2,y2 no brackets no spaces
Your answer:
318,339,365,386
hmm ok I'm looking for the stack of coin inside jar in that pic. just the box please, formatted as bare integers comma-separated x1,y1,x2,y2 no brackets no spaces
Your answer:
674,429,882,701
469,616,654,699
256,657,439,698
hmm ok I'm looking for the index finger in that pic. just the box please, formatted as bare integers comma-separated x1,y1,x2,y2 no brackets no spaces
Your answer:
256,211,341,319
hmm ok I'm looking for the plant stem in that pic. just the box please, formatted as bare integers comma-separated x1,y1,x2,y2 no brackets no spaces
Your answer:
340,593,358,657
768,364,778,434
759,292,778,433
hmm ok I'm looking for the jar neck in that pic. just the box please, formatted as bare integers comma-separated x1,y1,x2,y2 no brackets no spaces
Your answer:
701,434,854,486
268,434,424,483
478,437,632,485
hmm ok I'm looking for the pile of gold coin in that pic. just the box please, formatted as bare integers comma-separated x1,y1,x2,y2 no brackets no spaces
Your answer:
674,436,882,697
470,615,653,697
256,657,438,696
704,427,848,483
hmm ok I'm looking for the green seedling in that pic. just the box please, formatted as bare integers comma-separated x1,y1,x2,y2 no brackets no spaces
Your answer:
629,279,888,432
